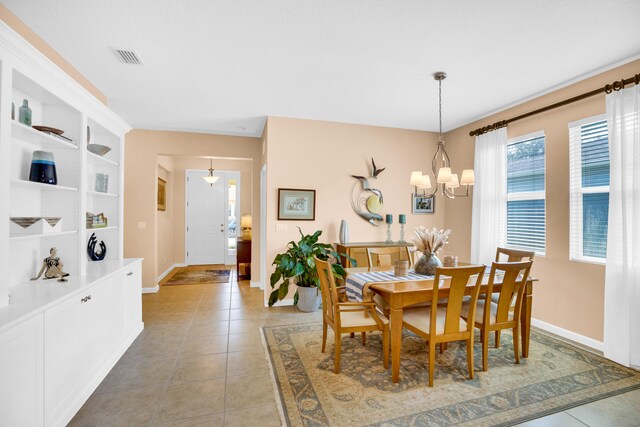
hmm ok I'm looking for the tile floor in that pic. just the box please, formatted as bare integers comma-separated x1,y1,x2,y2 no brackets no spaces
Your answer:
69,269,640,426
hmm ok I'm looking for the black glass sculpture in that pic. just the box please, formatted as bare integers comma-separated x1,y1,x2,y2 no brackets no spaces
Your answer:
87,233,107,261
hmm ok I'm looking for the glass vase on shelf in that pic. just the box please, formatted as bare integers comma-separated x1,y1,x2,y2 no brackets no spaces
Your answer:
19,99,32,126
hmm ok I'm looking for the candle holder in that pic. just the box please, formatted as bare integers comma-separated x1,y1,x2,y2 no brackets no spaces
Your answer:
398,214,406,243
385,214,393,243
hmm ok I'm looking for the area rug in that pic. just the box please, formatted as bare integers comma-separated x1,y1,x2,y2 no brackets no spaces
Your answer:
163,269,231,285
262,322,640,426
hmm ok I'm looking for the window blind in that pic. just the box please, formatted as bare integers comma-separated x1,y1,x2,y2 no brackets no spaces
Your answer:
505,133,546,254
569,116,609,262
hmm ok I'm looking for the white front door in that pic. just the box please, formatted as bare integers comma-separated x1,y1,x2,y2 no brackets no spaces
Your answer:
186,170,226,265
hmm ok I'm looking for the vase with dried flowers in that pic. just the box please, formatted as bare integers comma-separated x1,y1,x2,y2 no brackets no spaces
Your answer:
412,226,451,275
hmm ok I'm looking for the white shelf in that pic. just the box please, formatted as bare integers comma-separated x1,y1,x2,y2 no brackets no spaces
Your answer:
10,230,77,241
11,121,78,150
86,226,118,232
87,190,118,198
11,179,78,192
87,151,119,166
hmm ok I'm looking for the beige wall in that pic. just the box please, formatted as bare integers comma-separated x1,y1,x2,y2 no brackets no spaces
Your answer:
124,129,261,289
264,117,443,301
0,5,108,104
156,156,253,272
443,59,640,342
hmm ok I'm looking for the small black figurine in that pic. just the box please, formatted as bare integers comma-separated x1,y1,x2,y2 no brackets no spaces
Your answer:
87,233,107,261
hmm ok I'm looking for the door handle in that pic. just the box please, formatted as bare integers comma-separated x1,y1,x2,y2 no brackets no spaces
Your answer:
126,272,133,276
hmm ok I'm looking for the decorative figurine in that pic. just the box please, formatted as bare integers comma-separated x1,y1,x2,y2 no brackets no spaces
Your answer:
87,233,107,261
31,247,69,282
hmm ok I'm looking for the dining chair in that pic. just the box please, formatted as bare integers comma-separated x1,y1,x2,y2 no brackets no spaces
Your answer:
366,246,414,269
366,247,420,317
402,265,486,387
491,247,535,347
315,256,390,374
460,260,533,372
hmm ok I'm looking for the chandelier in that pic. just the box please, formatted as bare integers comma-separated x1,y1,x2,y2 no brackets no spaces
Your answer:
410,72,474,199
202,158,219,185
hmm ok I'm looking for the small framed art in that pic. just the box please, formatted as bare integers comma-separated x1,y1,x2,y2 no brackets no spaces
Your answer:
157,178,167,211
412,194,434,214
278,188,316,220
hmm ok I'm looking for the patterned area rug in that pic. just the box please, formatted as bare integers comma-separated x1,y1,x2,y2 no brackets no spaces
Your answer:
163,269,230,285
262,322,640,426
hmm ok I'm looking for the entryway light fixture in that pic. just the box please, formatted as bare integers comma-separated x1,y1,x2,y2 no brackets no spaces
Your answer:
202,158,219,186
410,72,475,199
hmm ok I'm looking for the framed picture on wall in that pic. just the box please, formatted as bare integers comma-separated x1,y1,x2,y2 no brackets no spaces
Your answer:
412,194,434,214
157,177,167,211
278,188,316,220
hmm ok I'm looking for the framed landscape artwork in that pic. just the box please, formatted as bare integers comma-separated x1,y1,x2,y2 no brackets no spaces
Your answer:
278,188,316,220
412,194,434,214
157,177,167,211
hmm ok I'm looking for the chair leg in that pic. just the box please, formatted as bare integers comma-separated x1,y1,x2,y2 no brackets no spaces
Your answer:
428,340,436,387
361,332,366,346
495,330,501,348
382,328,389,369
439,343,444,354
321,321,328,353
350,332,355,338
334,332,342,374
466,338,475,380
513,326,520,364
482,329,489,372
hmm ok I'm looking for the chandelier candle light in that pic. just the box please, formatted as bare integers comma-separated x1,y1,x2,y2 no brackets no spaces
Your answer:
410,72,475,199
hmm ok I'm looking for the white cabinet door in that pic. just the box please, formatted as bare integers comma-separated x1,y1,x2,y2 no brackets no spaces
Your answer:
44,295,82,426
107,274,127,348
125,263,142,331
78,280,108,382
0,315,44,427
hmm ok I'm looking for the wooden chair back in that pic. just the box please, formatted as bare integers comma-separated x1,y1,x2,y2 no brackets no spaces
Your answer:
431,265,486,335
495,247,535,262
366,246,413,268
485,261,533,325
315,256,339,324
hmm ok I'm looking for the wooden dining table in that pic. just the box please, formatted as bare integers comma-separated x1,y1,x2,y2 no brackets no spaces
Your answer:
345,265,538,383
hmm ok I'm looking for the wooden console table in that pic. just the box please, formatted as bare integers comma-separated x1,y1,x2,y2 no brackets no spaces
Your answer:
237,239,251,280
335,241,414,268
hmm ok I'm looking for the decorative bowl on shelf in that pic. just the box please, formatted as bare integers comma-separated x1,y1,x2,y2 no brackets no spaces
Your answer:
87,144,111,156
10,217,62,234
32,125,64,135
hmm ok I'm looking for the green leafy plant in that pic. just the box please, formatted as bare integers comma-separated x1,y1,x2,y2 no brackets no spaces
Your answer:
268,228,353,307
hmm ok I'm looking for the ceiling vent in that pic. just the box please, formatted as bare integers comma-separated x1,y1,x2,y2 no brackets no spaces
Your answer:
110,47,143,65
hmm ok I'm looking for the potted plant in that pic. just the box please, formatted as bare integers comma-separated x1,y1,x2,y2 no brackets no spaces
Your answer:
268,228,351,311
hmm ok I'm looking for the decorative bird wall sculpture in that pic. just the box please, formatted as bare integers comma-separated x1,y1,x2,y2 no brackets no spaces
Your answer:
370,158,385,179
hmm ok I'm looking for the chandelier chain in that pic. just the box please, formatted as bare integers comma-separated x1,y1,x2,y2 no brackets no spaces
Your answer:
438,79,443,139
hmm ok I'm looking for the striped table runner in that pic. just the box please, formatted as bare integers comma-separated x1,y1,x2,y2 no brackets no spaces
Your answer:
345,270,433,302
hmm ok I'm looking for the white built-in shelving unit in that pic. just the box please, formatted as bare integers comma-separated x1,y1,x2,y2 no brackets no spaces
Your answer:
0,20,142,427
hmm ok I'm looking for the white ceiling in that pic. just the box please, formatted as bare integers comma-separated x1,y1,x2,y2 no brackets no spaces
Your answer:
3,0,640,137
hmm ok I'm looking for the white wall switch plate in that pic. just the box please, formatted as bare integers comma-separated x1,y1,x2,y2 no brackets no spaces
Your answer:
137,221,146,230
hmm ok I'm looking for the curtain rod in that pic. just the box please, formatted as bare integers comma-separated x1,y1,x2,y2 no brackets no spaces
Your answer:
469,73,640,137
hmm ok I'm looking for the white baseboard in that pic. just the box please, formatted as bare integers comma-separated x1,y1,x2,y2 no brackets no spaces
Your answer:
250,281,261,288
156,263,187,282
531,317,604,353
265,298,294,307
142,285,159,294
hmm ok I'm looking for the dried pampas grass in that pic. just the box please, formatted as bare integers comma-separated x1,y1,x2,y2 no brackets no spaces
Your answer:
411,226,451,255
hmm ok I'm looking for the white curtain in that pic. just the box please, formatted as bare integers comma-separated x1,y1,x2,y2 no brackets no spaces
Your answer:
470,128,508,266
604,84,640,368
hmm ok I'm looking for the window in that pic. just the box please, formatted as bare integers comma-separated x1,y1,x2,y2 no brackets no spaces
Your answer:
569,116,609,262
505,132,546,254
